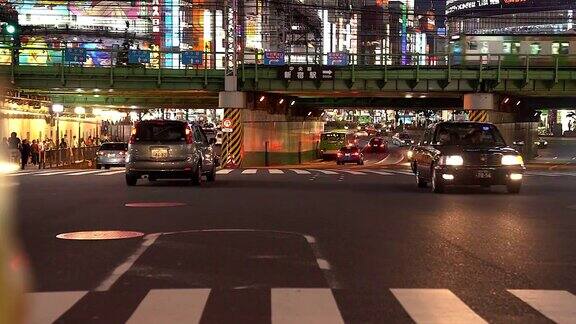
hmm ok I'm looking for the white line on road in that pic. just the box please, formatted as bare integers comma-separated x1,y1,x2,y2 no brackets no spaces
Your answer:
290,169,311,174
33,170,79,176
216,169,234,174
97,170,126,176
391,288,487,324
363,170,394,176
65,170,105,176
268,169,284,174
127,289,210,324
95,233,160,292
310,169,338,175
508,290,576,324
272,288,344,324
241,169,257,174
340,170,366,175
27,291,87,324
388,170,414,176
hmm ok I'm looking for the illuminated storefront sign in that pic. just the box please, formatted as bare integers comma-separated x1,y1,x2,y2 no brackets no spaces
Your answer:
151,0,163,46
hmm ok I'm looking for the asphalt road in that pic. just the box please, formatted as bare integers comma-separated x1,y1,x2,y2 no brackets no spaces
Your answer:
9,161,576,323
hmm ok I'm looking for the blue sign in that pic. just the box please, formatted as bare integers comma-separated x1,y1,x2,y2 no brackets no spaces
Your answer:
263,51,285,65
128,50,150,64
181,51,204,65
327,52,349,66
64,48,87,63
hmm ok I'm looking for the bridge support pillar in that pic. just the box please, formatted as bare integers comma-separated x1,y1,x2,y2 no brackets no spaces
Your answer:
219,92,246,168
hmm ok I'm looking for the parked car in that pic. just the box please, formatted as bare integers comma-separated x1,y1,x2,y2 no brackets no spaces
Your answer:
96,142,128,169
534,138,548,149
411,122,525,194
125,120,217,186
336,146,364,165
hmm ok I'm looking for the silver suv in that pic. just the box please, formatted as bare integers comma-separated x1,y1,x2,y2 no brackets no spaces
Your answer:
125,120,216,186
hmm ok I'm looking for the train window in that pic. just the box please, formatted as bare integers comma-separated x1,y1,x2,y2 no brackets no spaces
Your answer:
530,43,541,55
468,41,478,50
552,42,570,55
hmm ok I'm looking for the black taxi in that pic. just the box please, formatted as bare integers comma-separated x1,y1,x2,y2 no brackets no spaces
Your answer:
411,122,525,194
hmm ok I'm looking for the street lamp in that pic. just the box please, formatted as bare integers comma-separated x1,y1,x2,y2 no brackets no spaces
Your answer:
51,104,64,145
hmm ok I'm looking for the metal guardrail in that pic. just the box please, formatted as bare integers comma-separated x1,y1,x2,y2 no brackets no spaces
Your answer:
41,146,99,169
2,47,576,70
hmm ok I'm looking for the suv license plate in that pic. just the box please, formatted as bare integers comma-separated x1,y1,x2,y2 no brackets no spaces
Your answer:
477,170,492,179
151,148,168,159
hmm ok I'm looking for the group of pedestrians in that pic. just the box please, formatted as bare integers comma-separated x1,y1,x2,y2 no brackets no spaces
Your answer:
1,132,100,170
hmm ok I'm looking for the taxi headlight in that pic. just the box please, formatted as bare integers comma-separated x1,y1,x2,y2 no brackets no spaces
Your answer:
501,155,523,166
440,155,464,166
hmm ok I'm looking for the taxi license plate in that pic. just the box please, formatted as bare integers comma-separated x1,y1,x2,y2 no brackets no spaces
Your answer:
151,148,168,159
345,153,350,157
476,170,492,179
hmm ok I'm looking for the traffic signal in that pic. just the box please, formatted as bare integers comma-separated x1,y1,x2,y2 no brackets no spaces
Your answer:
2,22,18,35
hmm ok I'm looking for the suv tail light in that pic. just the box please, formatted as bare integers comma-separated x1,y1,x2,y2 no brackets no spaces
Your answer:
185,127,194,144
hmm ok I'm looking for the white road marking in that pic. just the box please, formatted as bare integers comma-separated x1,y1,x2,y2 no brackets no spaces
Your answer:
216,169,234,174
389,170,414,176
33,170,79,176
341,170,366,175
391,288,487,324
268,169,284,174
364,170,394,176
6,171,39,176
127,289,210,324
241,169,257,174
65,170,105,176
508,290,576,324
272,288,344,324
95,233,160,291
97,170,126,176
310,169,338,175
290,169,311,174
27,291,87,324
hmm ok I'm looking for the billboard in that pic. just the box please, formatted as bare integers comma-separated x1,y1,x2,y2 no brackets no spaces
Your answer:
446,0,575,17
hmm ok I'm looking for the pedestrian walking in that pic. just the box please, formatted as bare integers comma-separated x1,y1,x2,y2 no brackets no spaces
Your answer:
20,139,31,170
30,140,40,165
7,132,21,164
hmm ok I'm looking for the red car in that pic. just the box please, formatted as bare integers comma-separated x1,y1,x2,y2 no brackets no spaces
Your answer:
364,137,388,153
336,146,364,165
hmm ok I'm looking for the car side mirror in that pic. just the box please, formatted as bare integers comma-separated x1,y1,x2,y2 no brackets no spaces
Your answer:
209,138,216,145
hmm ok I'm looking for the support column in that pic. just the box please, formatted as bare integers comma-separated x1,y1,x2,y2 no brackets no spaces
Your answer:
219,91,246,168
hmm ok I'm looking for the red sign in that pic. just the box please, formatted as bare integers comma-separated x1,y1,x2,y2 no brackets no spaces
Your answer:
222,118,233,132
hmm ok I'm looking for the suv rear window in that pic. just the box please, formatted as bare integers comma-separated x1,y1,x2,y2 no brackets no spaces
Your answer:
135,122,186,142
100,143,127,151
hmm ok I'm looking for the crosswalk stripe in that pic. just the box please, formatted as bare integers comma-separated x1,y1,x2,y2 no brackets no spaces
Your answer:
27,291,87,324
310,169,339,175
508,290,576,324
268,169,284,174
391,288,487,324
272,288,344,324
290,169,311,174
389,170,414,176
97,170,126,176
341,170,366,175
216,169,234,174
363,170,394,176
33,170,79,176
6,171,38,176
65,170,105,176
242,169,257,174
127,289,210,324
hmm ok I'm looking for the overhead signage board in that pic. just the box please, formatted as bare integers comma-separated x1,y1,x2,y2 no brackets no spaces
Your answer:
64,48,87,63
327,52,349,66
263,51,285,65
128,50,150,64
280,65,335,81
182,51,203,65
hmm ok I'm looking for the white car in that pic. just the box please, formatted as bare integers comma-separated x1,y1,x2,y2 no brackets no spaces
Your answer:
216,131,223,145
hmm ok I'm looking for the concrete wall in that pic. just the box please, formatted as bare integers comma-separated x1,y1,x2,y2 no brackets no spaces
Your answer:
496,122,539,160
242,110,324,166
0,114,98,143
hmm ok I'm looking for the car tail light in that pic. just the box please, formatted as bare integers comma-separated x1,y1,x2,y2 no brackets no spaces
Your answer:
97,151,104,156
118,151,126,156
337,152,343,157
185,127,194,144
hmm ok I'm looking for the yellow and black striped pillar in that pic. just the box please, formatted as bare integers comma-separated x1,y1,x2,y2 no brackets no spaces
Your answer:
467,110,489,123
221,108,243,168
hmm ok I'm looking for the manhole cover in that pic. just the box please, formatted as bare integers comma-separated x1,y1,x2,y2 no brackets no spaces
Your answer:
125,202,186,208
56,231,145,240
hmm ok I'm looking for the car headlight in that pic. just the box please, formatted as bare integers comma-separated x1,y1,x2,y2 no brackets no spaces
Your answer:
406,150,414,159
501,155,523,166
439,155,464,166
